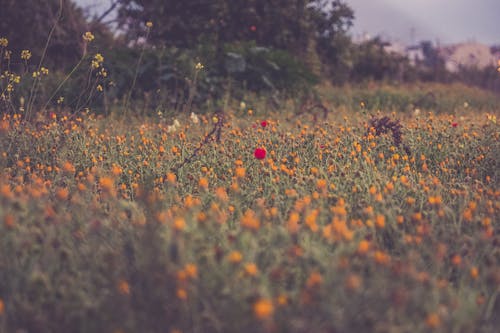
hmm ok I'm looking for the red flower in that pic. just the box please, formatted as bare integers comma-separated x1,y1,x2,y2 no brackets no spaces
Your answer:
452,122,458,128
254,148,266,160
261,120,268,128
250,25,257,32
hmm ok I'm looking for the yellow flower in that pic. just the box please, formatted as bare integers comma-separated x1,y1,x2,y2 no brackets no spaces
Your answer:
82,31,95,42
195,62,204,70
20,50,31,60
253,298,274,320
146,21,153,28
0,37,8,47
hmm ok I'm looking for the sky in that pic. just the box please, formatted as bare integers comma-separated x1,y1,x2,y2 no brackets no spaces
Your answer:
76,0,500,46
344,0,500,45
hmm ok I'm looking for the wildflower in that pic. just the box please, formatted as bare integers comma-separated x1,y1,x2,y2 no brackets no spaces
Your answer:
0,37,8,47
254,148,266,160
470,267,479,279
117,279,130,295
316,179,327,192
287,211,300,234
345,274,362,291
451,254,461,267
228,251,243,264
0,298,4,315
82,31,95,43
249,25,257,32
306,271,323,288
425,313,441,329
56,187,69,200
198,177,209,190
235,167,246,178
4,214,15,229
176,288,187,300
241,209,260,230
96,84,103,92
62,161,75,173
195,62,204,70
146,21,153,28
375,214,385,229
99,177,114,193
244,263,259,276
253,298,274,320
374,250,390,265
173,217,186,231
190,112,199,124
20,50,31,60
451,122,458,128
165,172,176,184
357,240,370,255
261,120,268,127
92,53,104,69
184,264,198,279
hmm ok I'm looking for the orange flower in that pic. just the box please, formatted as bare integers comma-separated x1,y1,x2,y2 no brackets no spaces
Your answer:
306,271,323,288
56,187,69,200
62,161,75,173
287,211,300,234
198,177,209,190
253,298,274,320
4,214,15,229
375,214,385,229
117,279,130,295
240,209,260,230
374,250,390,265
0,298,4,315
176,288,187,300
99,177,114,193
184,263,198,279
470,267,479,279
316,179,327,191
173,217,186,231
451,254,461,267
345,274,362,291
228,251,243,264
425,313,441,328
357,240,370,255
166,172,177,184
244,263,259,276
235,167,246,178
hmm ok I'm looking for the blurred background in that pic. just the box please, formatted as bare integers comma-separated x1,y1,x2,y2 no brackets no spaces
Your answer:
1,0,499,114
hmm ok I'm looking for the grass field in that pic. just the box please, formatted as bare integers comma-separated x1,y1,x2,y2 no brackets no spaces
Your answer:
0,89,499,332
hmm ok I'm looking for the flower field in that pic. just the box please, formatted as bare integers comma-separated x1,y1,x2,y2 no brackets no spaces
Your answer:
0,105,499,332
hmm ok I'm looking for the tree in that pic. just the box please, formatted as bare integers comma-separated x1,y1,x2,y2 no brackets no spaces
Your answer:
115,0,353,63
0,0,89,69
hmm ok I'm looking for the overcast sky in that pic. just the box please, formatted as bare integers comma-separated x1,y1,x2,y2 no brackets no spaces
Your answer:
76,0,500,46
344,0,500,45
